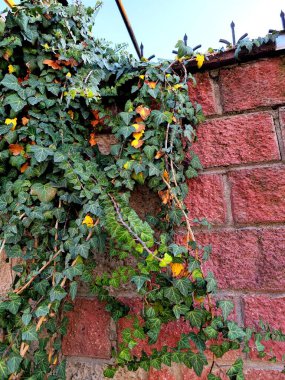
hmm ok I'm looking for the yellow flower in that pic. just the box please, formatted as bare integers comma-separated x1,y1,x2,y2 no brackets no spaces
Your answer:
5,118,17,131
8,65,15,73
66,72,72,78
82,215,94,228
173,84,182,90
139,75,145,80
196,54,205,69
42,43,50,50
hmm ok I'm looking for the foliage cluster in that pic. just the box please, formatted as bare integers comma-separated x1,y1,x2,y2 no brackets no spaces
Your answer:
0,1,284,379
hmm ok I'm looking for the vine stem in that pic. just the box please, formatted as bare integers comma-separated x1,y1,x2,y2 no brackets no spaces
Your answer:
20,257,78,359
0,239,6,256
14,249,62,295
108,194,162,262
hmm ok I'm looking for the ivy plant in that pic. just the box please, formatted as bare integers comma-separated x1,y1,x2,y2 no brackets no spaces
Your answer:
0,1,284,379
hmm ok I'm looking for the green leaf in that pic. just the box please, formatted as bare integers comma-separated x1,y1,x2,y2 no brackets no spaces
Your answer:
29,145,54,162
0,360,8,379
164,287,181,304
143,145,156,160
208,374,221,380
1,74,21,91
173,304,189,319
189,352,207,376
7,354,22,374
210,342,231,358
206,272,217,293
119,112,133,125
22,313,32,326
49,286,67,302
103,366,117,378
151,110,167,126
131,275,149,291
119,126,135,139
187,309,204,328
190,154,203,169
227,321,246,340
204,325,218,339
35,304,50,318
4,94,27,113
22,325,38,341
6,294,21,315
70,281,78,301
218,300,234,320
118,348,132,361
31,183,57,202
226,358,244,378
174,278,192,296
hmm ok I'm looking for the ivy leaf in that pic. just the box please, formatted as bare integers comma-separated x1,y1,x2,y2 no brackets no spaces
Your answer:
131,275,149,291
31,183,57,202
118,348,132,361
174,278,192,296
190,154,203,169
164,287,182,304
49,286,67,302
29,145,54,162
70,281,78,301
143,145,156,160
119,112,133,125
151,110,167,126
227,321,246,340
6,294,21,315
22,313,32,326
204,325,218,339
0,360,8,379
187,309,204,328
189,352,207,376
1,74,21,91
210,342,231,358
218,300,234,320
7,354,22,374
206,272,217,293
226,358,244,378
22,325,38,341
4,94,27,113
103,366,117,378
118,126,135,139
208,374,222,380
173,304,189,319
35,304,50,318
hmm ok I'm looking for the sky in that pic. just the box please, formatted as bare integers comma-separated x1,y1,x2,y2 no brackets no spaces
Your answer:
87,0,285,59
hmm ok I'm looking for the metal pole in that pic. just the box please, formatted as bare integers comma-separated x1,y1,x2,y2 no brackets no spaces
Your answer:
115,0,142,59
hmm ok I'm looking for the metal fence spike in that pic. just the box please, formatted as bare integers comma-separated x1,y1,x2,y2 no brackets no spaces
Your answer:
140,43,144,57
183,33,188,46
281,10,285,29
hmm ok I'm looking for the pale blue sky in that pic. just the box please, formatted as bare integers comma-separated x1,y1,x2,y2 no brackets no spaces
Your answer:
89,0,285,59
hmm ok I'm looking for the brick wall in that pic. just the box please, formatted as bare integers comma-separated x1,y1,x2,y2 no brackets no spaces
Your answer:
44,55,285,378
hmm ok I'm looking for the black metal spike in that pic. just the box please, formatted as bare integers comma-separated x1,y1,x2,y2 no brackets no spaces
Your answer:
219,38,231,46
231,21,236,45
148,54,155,61
237,33,248,43
281,10,285,29
183,33,188,46
193,44,202,51
140,43,144,58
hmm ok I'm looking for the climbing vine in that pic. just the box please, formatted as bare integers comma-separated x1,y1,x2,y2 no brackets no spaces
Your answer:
0,1,284,379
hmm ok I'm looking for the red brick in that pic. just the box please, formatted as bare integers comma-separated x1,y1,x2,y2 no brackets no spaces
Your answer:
229,167,285,224
185,174,226,225
198,229,260,290
243,295,285,331
279,107,285,146
188,72,219,116
220,57,285,112
258,228,285,291
194,113,280,168
62,298,111,359
181,365,229,380
148,366,177,380
245,369,285,380
243,296,285,361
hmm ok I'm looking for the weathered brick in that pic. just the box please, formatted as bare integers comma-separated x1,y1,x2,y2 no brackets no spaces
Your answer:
0,252,18,296
198,229,260,290
194,113,280,168
147,366,178,380
245,369,285,380
243,296,285,361
229,166,285,224
62,298,111,359
220,57,285,112
258,228,285,291
279,107,285,147
185,174,226,225
181,365,229,380
188,72,220,116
